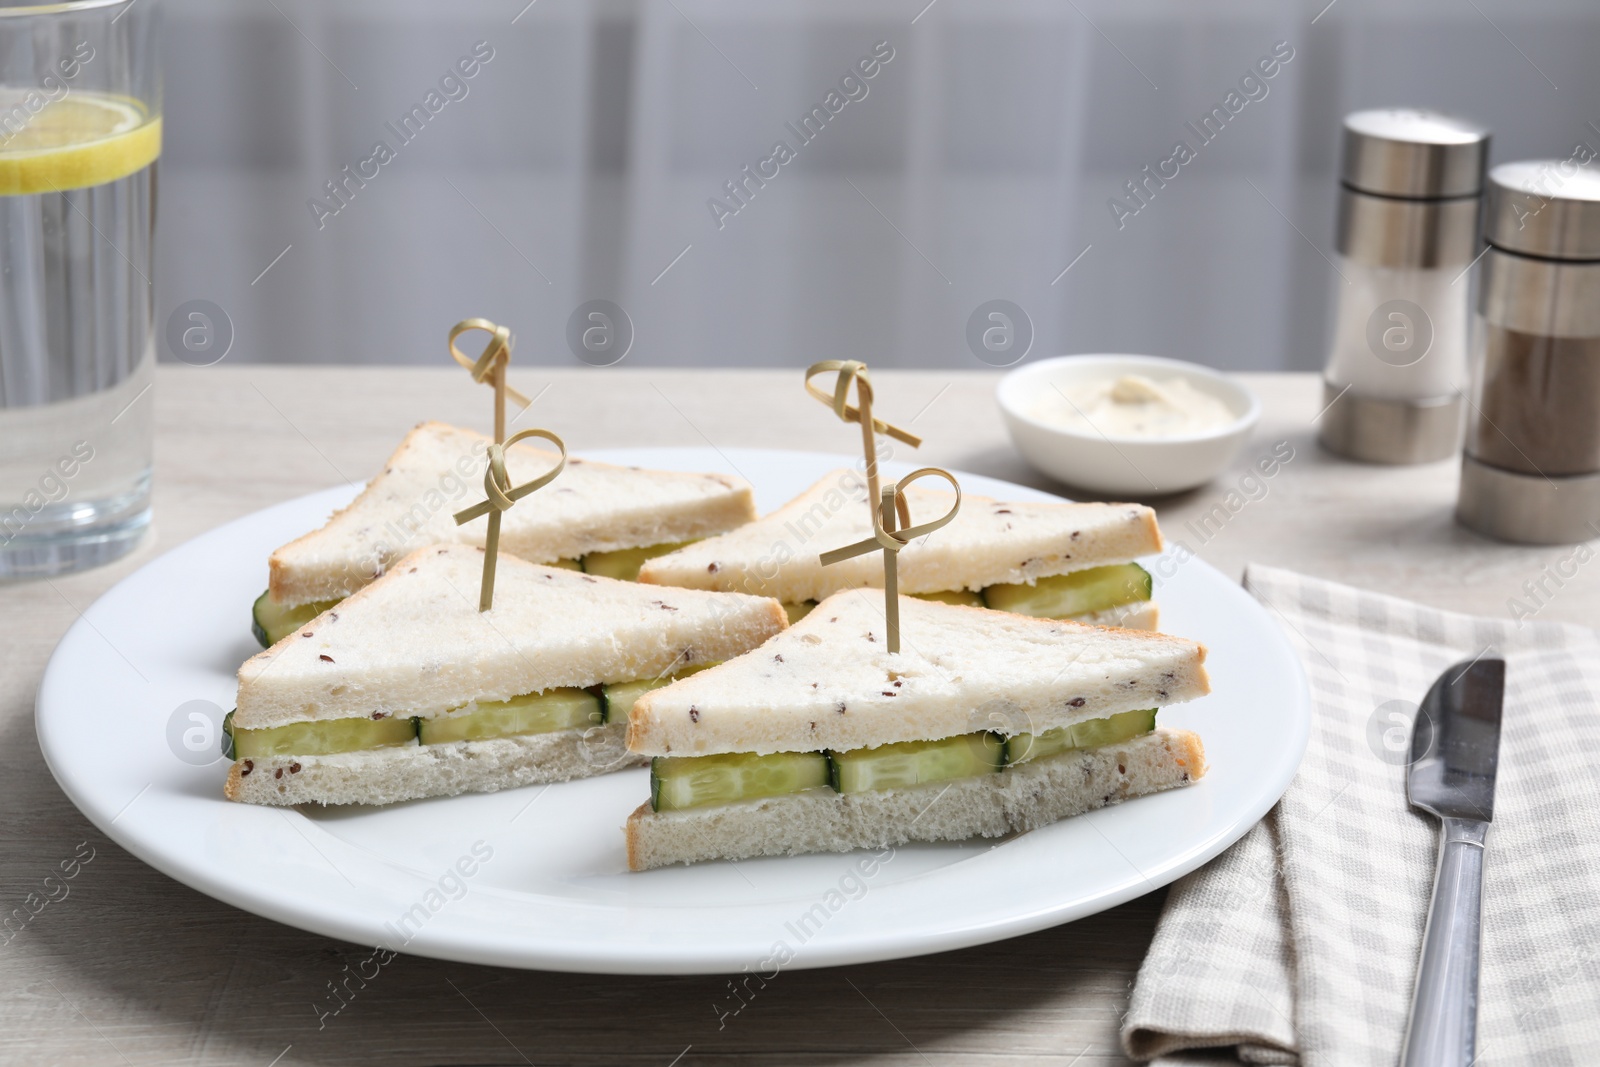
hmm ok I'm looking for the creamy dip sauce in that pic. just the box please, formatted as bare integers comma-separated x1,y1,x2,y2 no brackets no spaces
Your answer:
1026,375,1236,438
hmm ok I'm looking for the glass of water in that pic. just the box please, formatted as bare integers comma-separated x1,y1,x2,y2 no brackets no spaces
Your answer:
0,0,159,578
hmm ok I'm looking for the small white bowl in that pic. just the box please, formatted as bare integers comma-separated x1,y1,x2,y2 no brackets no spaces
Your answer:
997,354,1259,495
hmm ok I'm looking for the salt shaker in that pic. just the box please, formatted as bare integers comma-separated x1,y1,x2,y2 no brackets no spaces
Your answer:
1456,158,1600,544
1319,109,1489,464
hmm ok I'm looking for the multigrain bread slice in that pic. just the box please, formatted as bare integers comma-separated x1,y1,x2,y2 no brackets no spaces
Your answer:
226,545,786,806
241,544,788,728
268,421,757,607
227,725,643,807
627,590,1208,758
636,470,1161,605
626,728,1206,870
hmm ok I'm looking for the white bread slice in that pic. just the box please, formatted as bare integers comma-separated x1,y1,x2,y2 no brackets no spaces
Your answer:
636,470,1160,604
237,544,788,730
225,725,643,807
269,421,756,607
628,590,1207,757
626,727,1206,870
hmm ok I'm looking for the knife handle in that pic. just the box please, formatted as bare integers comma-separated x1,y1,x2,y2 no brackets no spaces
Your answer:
1401,817,1487,1067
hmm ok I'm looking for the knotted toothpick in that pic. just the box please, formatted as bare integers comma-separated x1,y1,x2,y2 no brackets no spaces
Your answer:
454,427,567,611
805,361,961,652
804,360,922,515
448,317,530,444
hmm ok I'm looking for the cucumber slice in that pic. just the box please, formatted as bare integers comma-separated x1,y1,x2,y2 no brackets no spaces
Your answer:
829,732,1004,794
602,679,661,725
222,710,235,759
600,662,717,723
651,751,831,812
232,714,418,759
419,687,602,744
251,590,341,648
911,589,985,607
1004,725,1074,765
1071,707,1157,748
582,541,695,581
982,563,1152,620
783,601,817,624
549,557,583,571
1006,708,1157,764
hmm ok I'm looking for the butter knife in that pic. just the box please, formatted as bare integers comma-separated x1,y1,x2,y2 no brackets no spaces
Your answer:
1401,656,1504,1066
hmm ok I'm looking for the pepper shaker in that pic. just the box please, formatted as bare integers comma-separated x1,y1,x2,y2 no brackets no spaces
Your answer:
1456,158,1600,544
1319,109,1489,464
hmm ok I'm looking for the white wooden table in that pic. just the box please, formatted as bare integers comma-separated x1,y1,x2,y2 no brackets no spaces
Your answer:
3,367,1592,1066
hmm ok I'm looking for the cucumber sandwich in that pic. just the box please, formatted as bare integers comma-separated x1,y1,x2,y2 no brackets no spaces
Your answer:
226,543,787,807
623,591,1209,870
253,421,757,646
637,472,1163,630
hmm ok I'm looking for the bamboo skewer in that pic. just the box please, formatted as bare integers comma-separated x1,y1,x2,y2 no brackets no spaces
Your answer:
805,360,961,652
447,318,565,611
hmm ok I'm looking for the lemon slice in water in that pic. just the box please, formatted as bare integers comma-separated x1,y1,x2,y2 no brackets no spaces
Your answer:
0,91,161,196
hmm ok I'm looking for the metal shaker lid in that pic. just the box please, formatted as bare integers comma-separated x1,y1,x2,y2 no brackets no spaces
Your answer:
1485,160,1600,260
1341,109,1489,199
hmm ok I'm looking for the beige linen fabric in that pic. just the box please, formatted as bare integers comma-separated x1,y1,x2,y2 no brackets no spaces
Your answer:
1124,565,1600,1066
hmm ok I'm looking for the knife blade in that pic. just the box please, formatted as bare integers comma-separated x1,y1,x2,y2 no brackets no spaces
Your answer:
1401,656,1505,1066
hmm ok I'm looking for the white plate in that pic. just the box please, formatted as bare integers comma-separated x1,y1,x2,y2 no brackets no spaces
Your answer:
36,448,1309,975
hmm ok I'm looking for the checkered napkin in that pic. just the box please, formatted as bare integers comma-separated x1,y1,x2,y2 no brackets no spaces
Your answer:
1122,564,1600,1066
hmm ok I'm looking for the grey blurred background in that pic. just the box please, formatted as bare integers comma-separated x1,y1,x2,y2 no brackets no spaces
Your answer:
157,0,1600,371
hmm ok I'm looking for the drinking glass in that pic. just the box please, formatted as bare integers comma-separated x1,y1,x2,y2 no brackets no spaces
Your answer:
0,0,159,578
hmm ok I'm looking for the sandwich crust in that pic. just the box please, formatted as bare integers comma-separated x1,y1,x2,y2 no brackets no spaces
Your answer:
637,470,1161,603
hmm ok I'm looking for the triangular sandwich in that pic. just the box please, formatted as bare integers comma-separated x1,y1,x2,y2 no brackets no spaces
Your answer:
252,421,757,645
227,544,786,807
638,471,1163,629
624,590,1208,870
